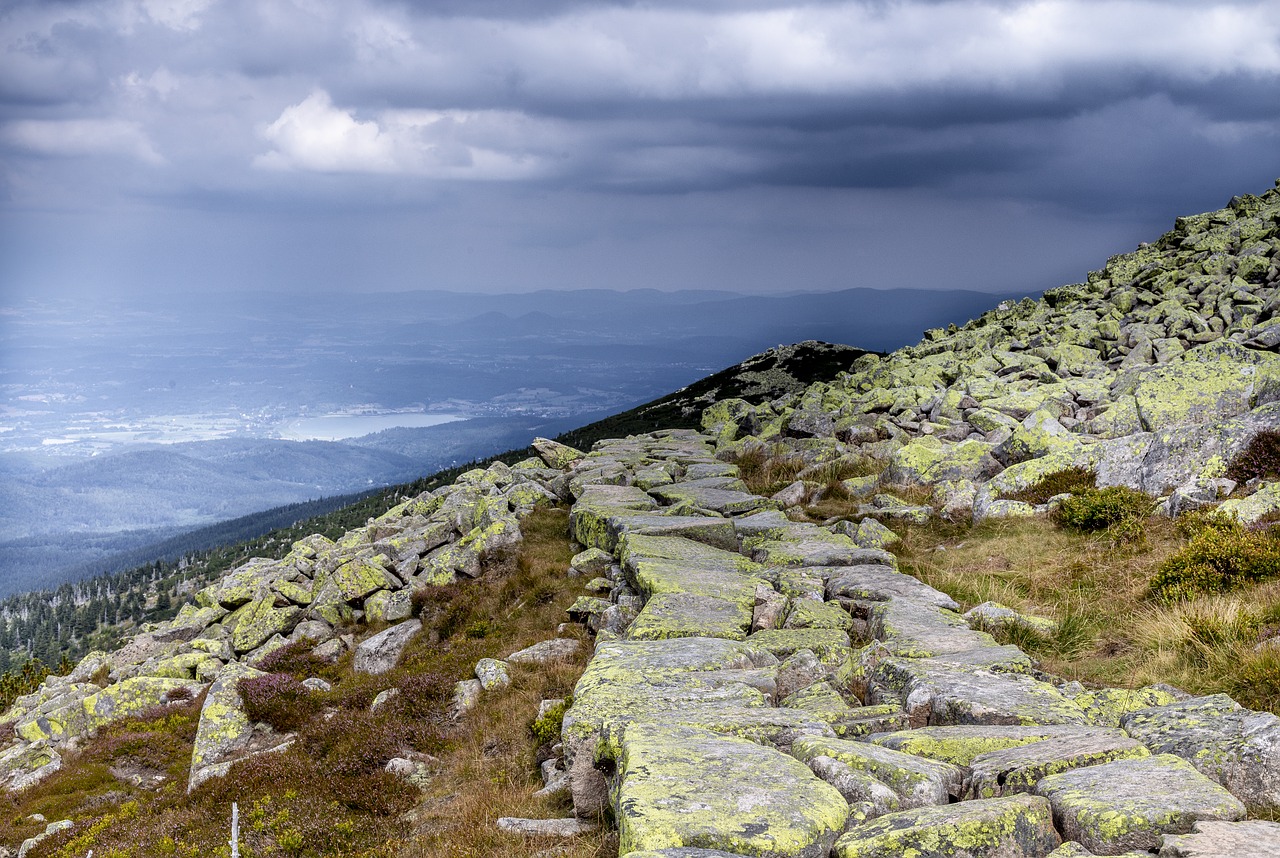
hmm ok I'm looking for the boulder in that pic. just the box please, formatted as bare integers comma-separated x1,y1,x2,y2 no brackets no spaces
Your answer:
1119,693,1280,811
832,794,1060,858
611,722,848,857
353,620,422,675
1035,754,1245,854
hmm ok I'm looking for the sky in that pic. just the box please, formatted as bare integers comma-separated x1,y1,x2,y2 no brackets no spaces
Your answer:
1,0,1278,300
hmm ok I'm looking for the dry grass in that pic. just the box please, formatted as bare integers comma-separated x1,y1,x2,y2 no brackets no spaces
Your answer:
897,515,1280,714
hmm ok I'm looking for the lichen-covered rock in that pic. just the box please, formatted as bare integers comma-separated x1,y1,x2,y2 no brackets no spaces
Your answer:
1158,819,1280,857
852,518,900,550
187,662,265,792
1070,685,1181,727
1119,693,1280,811
1132,341,1279,432
1217,480,1280,524
832,794,1061,858
228,597,302,654
611,722,848,857
792,735,964,808
474,658,510,691
507,638,581,665
963,602,1057,637
967,731,1151,798
885,437,1001,484
0,741,62,793
532,436,584,469
868,725,1119,767
82,676,203,732
1035,754,1245,854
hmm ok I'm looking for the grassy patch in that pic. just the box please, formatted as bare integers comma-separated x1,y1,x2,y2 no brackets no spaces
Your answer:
16,507,614,858
732,445,809,497
898,513,1280,716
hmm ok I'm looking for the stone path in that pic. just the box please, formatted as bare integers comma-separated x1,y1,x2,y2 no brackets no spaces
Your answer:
556,430,1280,858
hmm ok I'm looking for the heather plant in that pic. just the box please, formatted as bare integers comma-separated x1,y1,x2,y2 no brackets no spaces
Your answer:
1004,466,1096,505
238,673,320,732
1226,428,1280,484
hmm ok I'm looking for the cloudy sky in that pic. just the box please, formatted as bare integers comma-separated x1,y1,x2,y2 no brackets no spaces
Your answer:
1,0,1278,300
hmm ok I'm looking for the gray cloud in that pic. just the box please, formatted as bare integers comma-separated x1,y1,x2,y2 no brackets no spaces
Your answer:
0,0,1278,299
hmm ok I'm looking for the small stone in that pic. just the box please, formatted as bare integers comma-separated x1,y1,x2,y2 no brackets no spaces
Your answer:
495,817,599,837
451,679,482,718
507,638,581,665
301,677,331,692
370,688,400,712
474,658,511,691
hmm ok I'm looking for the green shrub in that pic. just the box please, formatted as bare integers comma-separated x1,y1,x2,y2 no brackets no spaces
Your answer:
1149,526,1280,601
1005,467,1097,505
1052,486,1154,536
530,696,572,747
1226,429,1280,484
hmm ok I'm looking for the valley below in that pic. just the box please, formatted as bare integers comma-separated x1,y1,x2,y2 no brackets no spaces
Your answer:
0,285,1017,593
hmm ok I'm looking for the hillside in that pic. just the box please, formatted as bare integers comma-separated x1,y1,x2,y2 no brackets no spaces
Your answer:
2,182,1280,856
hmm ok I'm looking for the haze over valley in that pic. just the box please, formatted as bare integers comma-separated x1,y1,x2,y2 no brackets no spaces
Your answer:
0,284,1018,592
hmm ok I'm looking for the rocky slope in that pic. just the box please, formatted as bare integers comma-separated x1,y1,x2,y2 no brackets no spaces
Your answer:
4,182,1280,856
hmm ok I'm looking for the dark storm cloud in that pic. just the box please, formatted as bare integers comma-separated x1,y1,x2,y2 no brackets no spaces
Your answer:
0,0,1278,297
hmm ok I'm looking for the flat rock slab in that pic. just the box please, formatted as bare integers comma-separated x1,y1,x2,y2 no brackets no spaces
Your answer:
613,723,848,857
832,794,1061,858
793,735,964,807
1159,819,1280,857
649,480,775,515
620,534,764,576
868,601,1004,659
626,592,752,641
1035,754,1245,855
750,532,890,568
732,509,794,538
506,638,581,665
967,732,1151,798
869,725,1128,767
827,565,959,611
747,629,852,665
870,655,1087,728
612,516,740,551
1120,693,1280,811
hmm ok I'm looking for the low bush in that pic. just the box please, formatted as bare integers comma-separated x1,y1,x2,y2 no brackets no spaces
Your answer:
1149,525,1280,601
530,696,572,747
1226,429,1280,484
238,672,320,732
1052,486,1154,538
1004,466,1097,505
256,638,336,678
